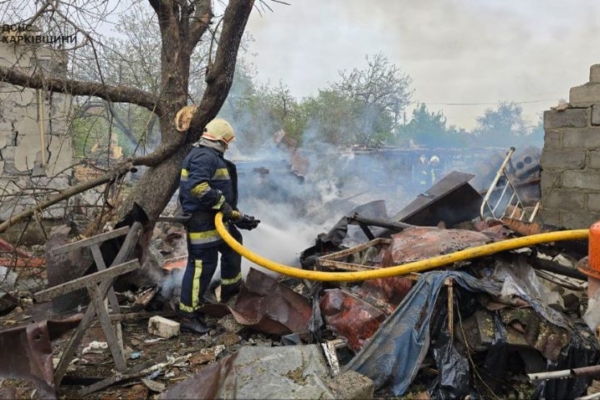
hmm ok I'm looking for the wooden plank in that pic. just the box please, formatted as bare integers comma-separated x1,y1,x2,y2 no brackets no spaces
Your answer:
35,260,139,302
90,244,121,314
54,275,120,386
77,355,167,397
50,226,130,255
87,284,127,372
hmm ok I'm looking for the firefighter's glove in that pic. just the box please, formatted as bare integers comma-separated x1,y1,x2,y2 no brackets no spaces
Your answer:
220,202,241,222
234,214,261,231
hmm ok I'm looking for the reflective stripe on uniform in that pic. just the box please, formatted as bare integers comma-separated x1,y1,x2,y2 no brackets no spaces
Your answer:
179,259,203,313
212,194,225,210
212,168,230,180
180,168,189,181
189,230,221,245
191,259,202,310
190,181,211,198
222,271,242,286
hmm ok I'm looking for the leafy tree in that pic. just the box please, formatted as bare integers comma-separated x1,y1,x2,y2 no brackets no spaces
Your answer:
332,53,412,147
473,102,528,147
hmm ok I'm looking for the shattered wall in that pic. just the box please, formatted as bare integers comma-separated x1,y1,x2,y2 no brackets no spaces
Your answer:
0,42,73,221
540,64,600,229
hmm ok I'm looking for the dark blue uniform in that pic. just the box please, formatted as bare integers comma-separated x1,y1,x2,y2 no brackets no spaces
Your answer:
178,145,242,315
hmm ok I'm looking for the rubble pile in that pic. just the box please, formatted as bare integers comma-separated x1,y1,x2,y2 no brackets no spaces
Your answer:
1,159,600,400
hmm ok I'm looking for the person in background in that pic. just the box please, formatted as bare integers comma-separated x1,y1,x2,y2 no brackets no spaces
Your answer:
176,110,260,334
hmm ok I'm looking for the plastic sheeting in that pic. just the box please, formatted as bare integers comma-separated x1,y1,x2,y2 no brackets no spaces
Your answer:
344,269,599,398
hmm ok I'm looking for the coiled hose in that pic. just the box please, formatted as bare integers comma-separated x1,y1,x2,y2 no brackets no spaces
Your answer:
215,212,588,282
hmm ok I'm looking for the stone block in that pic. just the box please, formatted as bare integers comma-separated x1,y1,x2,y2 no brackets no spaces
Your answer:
328,371,374,400
563,170,600,191
570,83,600,107
544,189,585,210
46,134,73,176
593,105,600,126
544,109,588,129
563,210,600,230
536,208,562,226
591,64,600,83
563,128,600,148
588,193,600,212
544,130,562,149
148,316,180,339
14,133,41,172
540,149,585,170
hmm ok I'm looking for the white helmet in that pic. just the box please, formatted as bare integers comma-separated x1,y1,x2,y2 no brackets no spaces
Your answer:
202,118,236,144
430,155,440,164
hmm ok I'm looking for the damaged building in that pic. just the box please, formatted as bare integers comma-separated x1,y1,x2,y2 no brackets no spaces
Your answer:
4,37,600,400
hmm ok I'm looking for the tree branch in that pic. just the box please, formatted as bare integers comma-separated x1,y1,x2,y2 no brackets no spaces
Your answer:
188,0,212,51
0,162,136,234
133,0,255,167
0,66,164,115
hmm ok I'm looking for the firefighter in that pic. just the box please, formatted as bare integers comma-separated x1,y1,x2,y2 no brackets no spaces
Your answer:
177,112,260,334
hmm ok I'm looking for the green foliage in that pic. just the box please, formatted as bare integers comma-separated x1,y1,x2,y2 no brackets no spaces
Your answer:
397,104,469,148
473,102,528,147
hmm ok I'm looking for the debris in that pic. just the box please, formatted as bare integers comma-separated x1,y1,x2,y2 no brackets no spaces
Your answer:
320,289,386,352
132,286,159,311
148,316,180,339
130,351,143,360
0,292,18,316
160,345,335,399
215,332,242,347
82,340,109,354
141,377,166,393
217,314,245,334
383,226,491,264
328,370,375,400
189,345,226,365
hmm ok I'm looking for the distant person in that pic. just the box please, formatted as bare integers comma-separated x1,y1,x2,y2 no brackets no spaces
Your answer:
176,112,260,334
430,155,441,184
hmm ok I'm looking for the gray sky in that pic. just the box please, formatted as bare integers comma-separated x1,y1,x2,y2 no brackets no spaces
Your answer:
246,0,600,129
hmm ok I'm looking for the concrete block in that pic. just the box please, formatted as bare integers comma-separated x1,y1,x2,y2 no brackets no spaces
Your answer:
593,105,600,126
563,210,600,230
563,128,600,148
540,149,585,170
537,208,562,226
328,371,374,400
591,64,600,83
588,193,600,212
563,170,600,191
571,83,600,107
540,170,562,196
544,189,585,210
148,316,180,339
544,130,562,149
544,109,588,129
589,150,600,169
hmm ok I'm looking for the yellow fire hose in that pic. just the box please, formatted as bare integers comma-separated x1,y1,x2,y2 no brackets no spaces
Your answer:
215,212,589,282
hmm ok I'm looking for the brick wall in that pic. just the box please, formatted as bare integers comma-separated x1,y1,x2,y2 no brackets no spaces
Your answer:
539,64,600,228
0,42,73,221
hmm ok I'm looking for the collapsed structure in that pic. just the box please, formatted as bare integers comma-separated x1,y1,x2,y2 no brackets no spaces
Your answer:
3,65,600,399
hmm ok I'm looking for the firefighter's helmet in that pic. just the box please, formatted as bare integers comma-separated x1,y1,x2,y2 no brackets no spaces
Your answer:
430,155,440,165
202,118,236,144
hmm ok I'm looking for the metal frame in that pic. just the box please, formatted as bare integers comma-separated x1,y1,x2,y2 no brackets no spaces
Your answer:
480,147,540,222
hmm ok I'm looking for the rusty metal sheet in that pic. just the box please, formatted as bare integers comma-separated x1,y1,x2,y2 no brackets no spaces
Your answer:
320,289,386,352
389,171,482,229
0,315,81,399
355,276,413,315
200,268,313,336
383,227,491,264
